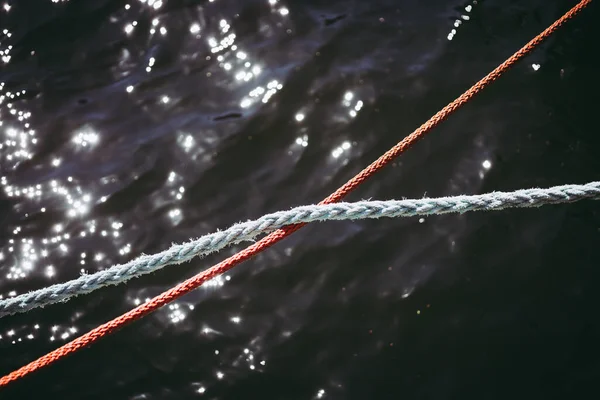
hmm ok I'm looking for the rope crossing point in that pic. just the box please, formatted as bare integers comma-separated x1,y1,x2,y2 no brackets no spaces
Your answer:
0,0,592,388
1,181,599,318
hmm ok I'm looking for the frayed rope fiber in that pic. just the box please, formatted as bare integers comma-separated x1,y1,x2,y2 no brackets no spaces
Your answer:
1,181,598,318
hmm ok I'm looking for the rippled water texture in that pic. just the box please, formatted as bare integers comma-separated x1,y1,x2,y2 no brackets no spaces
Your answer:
0,0,599,398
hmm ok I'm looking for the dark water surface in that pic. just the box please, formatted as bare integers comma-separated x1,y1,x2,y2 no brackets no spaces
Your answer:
1,0,599,398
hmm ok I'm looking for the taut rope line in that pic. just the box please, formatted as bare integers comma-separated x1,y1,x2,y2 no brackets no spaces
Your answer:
0,0,591,388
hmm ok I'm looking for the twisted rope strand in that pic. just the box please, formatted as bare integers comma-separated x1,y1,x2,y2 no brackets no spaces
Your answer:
1,181,598,318
0,0,590,387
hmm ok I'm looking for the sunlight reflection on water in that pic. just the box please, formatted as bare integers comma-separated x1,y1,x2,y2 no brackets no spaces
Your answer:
2,0,589,398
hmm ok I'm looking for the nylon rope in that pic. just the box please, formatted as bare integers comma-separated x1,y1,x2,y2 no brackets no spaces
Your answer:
1,181,598,318
0,0,591,387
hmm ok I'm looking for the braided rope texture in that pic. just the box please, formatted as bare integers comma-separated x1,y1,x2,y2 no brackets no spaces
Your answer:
1,182,598,319
0,0,591,387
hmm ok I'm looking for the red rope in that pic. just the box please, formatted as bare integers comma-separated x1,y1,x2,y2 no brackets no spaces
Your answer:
0,0,591,387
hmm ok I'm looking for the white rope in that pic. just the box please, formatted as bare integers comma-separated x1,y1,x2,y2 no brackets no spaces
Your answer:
1,181,598,318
